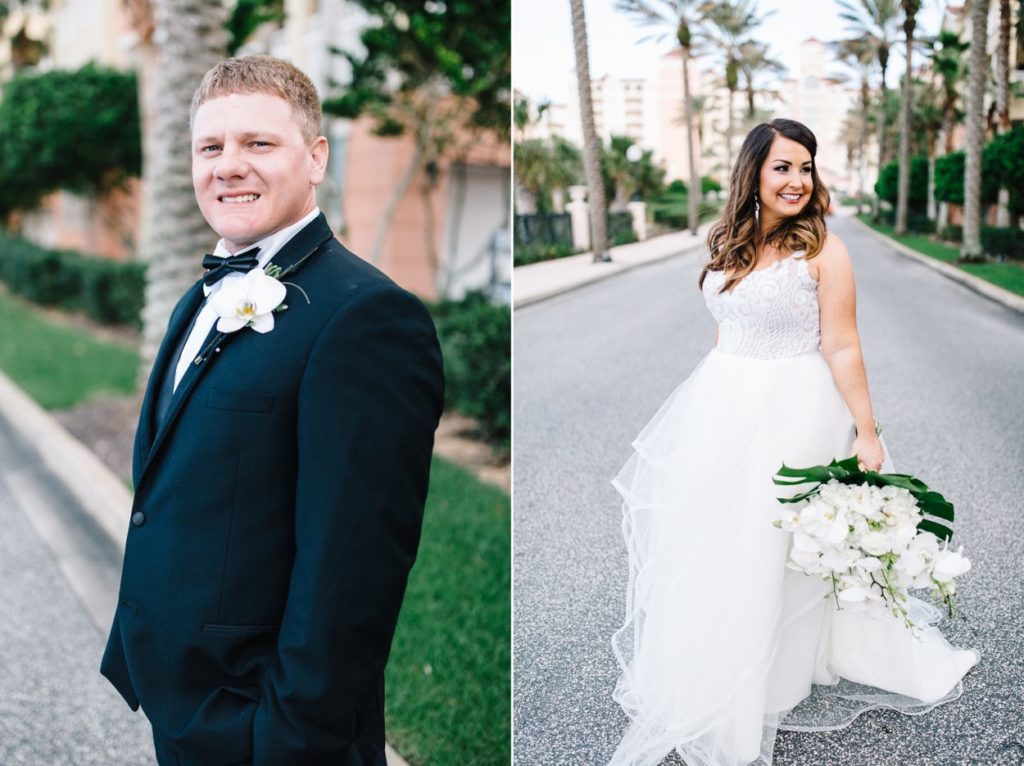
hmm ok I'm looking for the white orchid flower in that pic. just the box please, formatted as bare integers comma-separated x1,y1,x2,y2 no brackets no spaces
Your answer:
209,267,287,334
859,530,891,556
932,546,971,583
837,586,870,604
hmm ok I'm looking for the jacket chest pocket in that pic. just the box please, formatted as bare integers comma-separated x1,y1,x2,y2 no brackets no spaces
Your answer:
205,387,276,413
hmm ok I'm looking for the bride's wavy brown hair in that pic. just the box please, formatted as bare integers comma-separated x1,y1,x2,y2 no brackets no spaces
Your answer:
699,118,830,293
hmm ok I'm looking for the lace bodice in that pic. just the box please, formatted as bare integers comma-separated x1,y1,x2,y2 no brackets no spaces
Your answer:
702,254,820,359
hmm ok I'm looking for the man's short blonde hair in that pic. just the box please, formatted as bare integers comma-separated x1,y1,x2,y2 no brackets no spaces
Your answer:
190,55,322,143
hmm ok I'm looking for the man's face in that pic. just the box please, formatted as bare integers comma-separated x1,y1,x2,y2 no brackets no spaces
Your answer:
192,92,328,253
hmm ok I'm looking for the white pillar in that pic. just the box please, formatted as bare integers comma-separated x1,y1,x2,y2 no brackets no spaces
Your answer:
996,188,1010,228
566,185,590,252
628,200,647,241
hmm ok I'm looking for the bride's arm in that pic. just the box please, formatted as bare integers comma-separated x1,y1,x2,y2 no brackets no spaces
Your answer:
816,233,884,471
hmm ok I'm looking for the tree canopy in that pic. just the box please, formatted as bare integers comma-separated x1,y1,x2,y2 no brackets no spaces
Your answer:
0,64,141,218
324,0,510,137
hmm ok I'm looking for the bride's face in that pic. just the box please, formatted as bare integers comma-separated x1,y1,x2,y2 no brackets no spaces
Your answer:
757,135,813,229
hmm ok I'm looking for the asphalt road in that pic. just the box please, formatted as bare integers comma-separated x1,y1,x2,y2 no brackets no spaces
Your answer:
512,214,1024,766
0,415,155,765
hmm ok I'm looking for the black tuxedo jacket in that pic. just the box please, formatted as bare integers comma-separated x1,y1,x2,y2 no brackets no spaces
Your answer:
101,214,444,766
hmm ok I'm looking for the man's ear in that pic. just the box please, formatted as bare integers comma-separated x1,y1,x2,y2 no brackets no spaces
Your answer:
310,136,329,186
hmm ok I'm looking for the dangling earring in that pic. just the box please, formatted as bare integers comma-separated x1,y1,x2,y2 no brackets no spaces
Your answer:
754,195,760,227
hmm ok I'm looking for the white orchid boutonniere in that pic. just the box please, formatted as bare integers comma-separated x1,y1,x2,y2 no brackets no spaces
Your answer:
209,267,287,333
209,262,311,335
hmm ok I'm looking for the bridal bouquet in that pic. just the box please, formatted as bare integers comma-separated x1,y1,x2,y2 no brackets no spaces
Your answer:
772,457,970,629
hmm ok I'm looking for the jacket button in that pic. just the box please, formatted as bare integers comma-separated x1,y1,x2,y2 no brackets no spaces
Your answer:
131,511,146,527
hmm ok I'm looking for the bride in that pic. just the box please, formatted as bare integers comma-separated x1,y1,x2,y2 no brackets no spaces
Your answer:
609,118,978,766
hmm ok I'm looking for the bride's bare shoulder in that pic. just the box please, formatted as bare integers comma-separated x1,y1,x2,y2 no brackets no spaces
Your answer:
808,232,850,280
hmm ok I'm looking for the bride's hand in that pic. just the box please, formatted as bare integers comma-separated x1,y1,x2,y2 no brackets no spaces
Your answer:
852,433,884,472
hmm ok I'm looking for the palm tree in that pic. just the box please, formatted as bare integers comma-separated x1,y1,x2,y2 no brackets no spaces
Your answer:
570,0,610,261
700,1,771,177
618,0,705,235
138,0,228,379
962,0,991,262
514,137,581,214
911,76,943,220
929,28,968,231
737,39,785,121
930,30,968,154
832,37,876,216
838,0,900,218
895,0,921,235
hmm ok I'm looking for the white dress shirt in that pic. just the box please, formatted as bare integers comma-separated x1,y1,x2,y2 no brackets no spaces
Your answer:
172,208,321,390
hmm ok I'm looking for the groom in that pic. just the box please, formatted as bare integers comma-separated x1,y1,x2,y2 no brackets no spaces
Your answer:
101,56,444,766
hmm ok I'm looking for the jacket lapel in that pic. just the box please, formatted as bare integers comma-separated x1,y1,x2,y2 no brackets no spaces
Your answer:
134,214,336,492
135,282,205,466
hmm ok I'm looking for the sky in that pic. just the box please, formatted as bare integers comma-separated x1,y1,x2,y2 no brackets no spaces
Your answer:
513,0,947,104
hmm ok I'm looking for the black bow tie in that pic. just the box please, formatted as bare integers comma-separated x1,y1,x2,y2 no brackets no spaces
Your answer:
202,247,261,287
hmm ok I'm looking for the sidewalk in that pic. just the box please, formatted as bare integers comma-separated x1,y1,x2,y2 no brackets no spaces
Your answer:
513,225,711,308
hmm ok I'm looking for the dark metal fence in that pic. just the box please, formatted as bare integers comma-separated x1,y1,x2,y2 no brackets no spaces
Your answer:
514,213,572,247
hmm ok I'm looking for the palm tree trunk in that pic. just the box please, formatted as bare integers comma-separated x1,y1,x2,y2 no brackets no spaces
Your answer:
726,86,734,181
962,0,991,262
859,78,869,216
682,52,700,236
139,0,227,383
895,7,916,236
995,0,1011,226
873,60,889,222
570,0,609,262
996,0,1010,132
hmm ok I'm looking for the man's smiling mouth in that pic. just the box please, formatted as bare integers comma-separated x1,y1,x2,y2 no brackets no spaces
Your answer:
220,193,261,203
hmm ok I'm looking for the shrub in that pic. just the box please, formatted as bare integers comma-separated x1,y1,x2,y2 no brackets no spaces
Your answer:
612,229,638,246
981,226,1024,260
907,214,935,234
0,231,145,326
430,292,510,450
607,211,636,245
874,157,929,213
513,242,574,267
939,225,963,243
702,176,723,194
933,150,999,205
0,64,141,217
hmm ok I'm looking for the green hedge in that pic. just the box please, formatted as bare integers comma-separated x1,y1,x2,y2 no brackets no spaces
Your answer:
430,292,510,450
0,232,145,326
936,224,1023,258
981,226,1024,260
939,224,963,242
877,208,935,234
0,64,141,217
874,157,929,212
608,211,636,246
513,241,574,267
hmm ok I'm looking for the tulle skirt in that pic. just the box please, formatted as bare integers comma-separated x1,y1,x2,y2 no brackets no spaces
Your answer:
610,348,978,766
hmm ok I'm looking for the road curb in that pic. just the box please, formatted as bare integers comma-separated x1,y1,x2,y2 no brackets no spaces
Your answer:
851,217,1024,315
0,370,131,553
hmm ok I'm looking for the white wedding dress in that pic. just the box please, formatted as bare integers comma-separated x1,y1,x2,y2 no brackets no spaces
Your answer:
609,254,978,766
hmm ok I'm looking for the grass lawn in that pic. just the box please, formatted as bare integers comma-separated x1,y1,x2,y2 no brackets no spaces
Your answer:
0,290,138,409
386,457,510,765
857,215,1024,297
